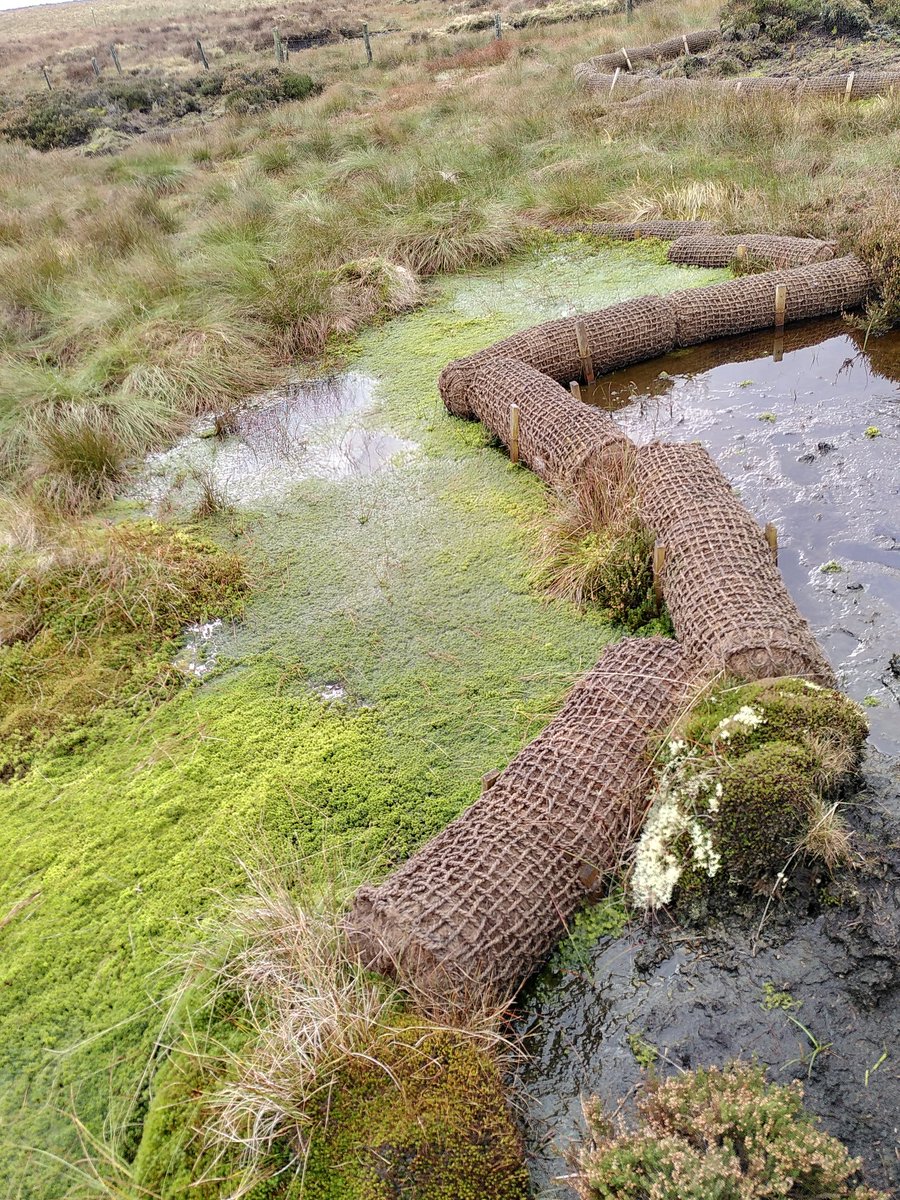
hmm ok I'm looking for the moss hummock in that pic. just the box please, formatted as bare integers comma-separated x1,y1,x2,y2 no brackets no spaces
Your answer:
631,678,868,909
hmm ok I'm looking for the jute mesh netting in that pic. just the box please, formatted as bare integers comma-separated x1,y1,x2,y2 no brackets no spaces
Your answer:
668,255,871,345
439,294,677,417
667,233,836,270
577,65,900,103
553,219,715,240
635,442,835,686
466,357,631,484
590,28,719,72
346,636,698,1006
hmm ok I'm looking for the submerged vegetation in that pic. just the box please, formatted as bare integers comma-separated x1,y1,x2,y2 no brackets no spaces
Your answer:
578,1063,889,1200
0,0,897,1193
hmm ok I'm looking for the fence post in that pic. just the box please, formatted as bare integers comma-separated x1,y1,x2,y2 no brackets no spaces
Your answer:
273,26,284,63
569,380,582,402
362,22,373,64
575,318,595,384
196,38,209,69
735,243,747,271
509,404,520,465
774,283,787,329
91,55,101,77
109,44,122,74
764,522,778,564
626,0,633,22
494,11,502,38
42,65,52,90
682,33,690,54
845,71,855,102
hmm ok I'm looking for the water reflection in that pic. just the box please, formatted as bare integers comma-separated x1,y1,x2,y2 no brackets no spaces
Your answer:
581,319,900,753
136,372,416,508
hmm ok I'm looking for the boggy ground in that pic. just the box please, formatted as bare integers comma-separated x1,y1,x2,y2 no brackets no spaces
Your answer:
516,748,900,1197
0,240,722,1199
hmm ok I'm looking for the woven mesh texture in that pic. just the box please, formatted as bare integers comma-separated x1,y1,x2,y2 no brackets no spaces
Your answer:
578,65,900,102
346,637,697,1006
439,295,677,419
668,255,870,345
554,219,715,240
667,233,836,270
592,28,718,71
467,357,631,484
635,443,835,686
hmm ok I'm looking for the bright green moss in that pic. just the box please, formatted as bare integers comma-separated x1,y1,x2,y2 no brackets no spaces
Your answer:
632,679,868,908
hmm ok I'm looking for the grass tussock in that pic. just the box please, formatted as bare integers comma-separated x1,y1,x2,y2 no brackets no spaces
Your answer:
0,518,246,775
134,859,525,1199
534,449,665,632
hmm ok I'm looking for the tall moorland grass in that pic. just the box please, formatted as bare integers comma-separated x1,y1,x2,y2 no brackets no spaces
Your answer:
1,0,898,511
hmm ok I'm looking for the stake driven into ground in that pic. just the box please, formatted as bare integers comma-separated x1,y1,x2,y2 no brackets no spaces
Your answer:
0,0,898,1194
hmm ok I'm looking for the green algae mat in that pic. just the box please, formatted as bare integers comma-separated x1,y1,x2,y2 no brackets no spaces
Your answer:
0,239,725,1197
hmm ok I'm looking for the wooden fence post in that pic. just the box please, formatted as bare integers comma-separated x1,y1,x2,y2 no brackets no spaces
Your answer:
774,283,787,329
42,65,52,90
110,44,122,74
575,318,595,383
509,403,520,465
91,56,101,77
196,39,209,69
494,12,502,38
626,0,633,22
362,22,373,64
682,33,690,54
845,71,855,102
764,522,778,563
273,26,284,63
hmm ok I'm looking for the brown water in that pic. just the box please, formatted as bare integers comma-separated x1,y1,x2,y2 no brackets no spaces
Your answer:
583,318,900,754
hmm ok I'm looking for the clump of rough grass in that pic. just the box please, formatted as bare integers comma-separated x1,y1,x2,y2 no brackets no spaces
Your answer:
171,860,512,1197
578,1061,888,1200
534,449,661,630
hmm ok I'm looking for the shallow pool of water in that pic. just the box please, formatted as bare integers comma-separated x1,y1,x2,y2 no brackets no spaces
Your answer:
132,371,416,510
583,318,900,754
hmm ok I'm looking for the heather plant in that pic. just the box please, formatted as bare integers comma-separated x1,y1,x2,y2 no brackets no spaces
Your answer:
578,1063,888,1200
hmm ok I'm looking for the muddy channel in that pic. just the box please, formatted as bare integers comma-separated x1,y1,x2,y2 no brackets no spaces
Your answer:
514,317,900,1198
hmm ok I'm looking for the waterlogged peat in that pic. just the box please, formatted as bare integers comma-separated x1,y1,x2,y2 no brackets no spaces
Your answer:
583,319,900,753
515,750,900,1199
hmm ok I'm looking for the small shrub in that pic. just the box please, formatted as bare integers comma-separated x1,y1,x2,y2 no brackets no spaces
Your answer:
820,0,873,32
1,91,101,151
578,1063,888,1200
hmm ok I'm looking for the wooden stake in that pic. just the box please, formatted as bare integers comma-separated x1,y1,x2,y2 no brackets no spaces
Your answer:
682,33,690,54
42,65,52,90
735,243,747,271
609,66,620,95
764,522,778,564
622,47,633,71
625,0,633,23
569,380,582,402
574,318,595,383
110,44,122,74
494,11,502,38
91,56,101,77
509,403,520,465
273,26,284,63
362,22,373,64
772,334,784,364
652,543,666,608
845,70,855,102
774,283,787,329
196,38,209,69
481,768,501,793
